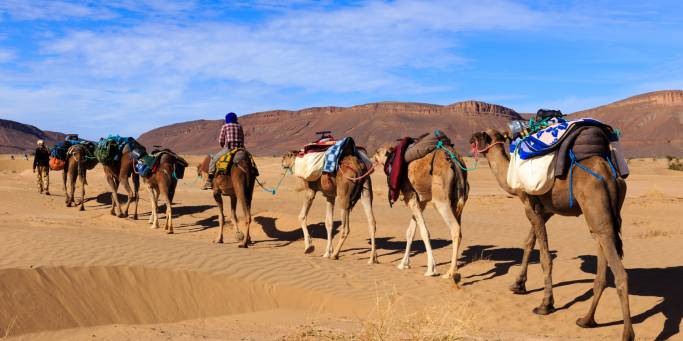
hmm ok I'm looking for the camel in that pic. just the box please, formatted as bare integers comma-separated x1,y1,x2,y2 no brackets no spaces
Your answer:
198,153,256,247
102,144,141,219
281,150,377,263
372,142,469,283
63,143,96,211
143,152,183,234
470,129,633,341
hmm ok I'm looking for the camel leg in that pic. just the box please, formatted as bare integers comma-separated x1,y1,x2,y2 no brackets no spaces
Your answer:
235,187,251,248
398,218,417,270
330,206,350,260
408,198,438,276
434,200,463,285
162,189,173,234
148,186,159,229
213,191,225,243
107,176,124,217
66,168,74,207
62,168,68,202
360,184,378,264
120,173,134,218
131,173,140,220
525,204,555,315
577,242,607,328
596,234,634,341
298,189,316,254
322,197,335,258
78,164,86,211
510,225,536,294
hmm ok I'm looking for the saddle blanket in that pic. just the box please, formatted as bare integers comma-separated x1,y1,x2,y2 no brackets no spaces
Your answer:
214,148,259,177
511,118,615,160
322,137,357,174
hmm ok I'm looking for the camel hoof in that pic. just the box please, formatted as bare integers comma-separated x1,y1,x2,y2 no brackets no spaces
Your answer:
117,213,126,218
367,258,379,265
304,245,315,254
532,305,556,316
576,317,598,329
79,206,85,211
213,238,224,244
238,243,248,248
509,282,528,295
424,271,440,277
442,272,461,284
397,262,410,270
166,230,174,235
235,231,245,242
110,210,116,216
331,254,340,260
132,214,138,220
322,253,330,258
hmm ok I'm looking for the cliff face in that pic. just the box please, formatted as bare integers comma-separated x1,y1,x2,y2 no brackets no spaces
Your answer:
0,119,66,154
138,101,522,155
573,90,683,157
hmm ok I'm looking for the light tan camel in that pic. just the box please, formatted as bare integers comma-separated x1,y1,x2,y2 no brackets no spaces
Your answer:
198,153,256,248
102,144,141,219
63,144,96,211
470,129,633,341
373,144,468,283
281,151,377,263
143,153,182,234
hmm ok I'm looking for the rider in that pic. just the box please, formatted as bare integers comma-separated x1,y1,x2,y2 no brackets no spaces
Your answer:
33,139,51,195
203,112,245,190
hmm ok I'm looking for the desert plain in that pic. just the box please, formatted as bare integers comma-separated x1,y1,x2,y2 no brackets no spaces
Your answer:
0,155,681,340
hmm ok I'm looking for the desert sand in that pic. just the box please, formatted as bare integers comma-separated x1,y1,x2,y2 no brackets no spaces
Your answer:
0,155,681,340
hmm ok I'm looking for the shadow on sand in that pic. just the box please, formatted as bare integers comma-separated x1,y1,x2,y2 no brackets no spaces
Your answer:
457,245,557,287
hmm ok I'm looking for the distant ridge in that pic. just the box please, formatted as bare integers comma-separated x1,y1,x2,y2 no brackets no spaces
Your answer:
0,119,66,154
138,100,521,155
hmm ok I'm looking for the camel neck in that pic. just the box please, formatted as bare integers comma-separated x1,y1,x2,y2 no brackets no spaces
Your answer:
485,143,516,195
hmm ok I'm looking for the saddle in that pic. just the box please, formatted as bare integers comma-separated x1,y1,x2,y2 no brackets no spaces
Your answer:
135,149,189,179
214,148,259,176
67,141,98,170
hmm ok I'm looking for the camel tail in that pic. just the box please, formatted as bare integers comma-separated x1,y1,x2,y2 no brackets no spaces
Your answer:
605,163,625,258
447,147,469,219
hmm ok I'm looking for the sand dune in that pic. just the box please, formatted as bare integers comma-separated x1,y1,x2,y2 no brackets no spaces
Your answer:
0,155,681,340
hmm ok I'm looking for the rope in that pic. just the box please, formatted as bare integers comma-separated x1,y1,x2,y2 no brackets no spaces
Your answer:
435,140,477,171
339,162,375,181
254,168,290,195
569,149,614,208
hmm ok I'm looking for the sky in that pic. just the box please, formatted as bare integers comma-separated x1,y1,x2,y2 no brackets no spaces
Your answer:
1,0,682,139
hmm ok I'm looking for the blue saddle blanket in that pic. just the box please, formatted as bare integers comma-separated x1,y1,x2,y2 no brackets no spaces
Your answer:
510,118,616,160
322,137,357,174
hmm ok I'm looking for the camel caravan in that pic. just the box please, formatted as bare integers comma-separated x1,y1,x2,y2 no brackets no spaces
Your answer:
39,109,635,340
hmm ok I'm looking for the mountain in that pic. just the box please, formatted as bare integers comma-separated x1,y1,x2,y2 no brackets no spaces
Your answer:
573,90,683,157
138,101,522,156
0,119,66,154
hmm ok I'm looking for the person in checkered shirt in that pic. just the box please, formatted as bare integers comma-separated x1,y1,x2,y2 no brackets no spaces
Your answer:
204,112,245,189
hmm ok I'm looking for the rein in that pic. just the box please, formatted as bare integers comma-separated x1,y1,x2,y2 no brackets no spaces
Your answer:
250,166,291,196
435,140,478,172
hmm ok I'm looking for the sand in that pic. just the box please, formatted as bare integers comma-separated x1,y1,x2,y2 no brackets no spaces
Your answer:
0,155,681,340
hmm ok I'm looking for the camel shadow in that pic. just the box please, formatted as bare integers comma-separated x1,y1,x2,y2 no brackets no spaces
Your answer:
94,192,128,206
252,216,340,247
371,237,452,261
561,255,682,341
457,245,557,287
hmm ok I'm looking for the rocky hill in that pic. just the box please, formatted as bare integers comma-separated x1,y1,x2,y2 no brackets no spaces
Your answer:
0,119,66,154
138,101,522,155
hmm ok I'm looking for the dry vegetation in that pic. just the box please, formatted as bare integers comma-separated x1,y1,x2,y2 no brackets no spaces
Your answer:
666,156,683,171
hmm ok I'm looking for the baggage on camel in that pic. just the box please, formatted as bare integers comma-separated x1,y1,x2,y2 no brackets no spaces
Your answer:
135,149,189,179
506,115,628,195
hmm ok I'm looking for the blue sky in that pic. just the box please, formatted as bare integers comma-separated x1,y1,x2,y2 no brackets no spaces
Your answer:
1,0,682,139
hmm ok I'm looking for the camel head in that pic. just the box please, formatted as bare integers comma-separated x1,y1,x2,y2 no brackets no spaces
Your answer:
372,143,395,167
470,129,507,155
281,150,298,171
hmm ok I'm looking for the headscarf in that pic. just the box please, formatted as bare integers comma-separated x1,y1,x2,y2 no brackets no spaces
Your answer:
37,139,44,146
225,112,238,124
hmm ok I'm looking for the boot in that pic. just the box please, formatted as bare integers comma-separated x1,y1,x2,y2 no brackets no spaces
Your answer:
202,174,214,190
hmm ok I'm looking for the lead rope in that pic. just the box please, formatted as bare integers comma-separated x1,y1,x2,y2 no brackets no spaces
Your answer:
253,167,291,195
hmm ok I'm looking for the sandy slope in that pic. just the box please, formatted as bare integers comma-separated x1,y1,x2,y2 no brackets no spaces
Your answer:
0,155,681,340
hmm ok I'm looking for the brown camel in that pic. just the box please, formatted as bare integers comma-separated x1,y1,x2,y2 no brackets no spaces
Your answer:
470,129,633,341
143,152,184,234
198,153,256,247
372,143,469,282
281,150,377,263
63,143,96,211
102,144,141,219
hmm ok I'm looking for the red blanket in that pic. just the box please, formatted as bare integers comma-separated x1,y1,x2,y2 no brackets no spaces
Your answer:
384,137,413,206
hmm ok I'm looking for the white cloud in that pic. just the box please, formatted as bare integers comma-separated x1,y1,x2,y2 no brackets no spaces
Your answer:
0,49,14,62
